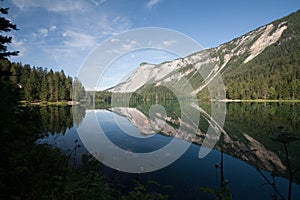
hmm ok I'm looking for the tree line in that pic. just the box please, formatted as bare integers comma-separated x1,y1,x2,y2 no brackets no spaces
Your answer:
223,41,300,100
0,59,86,102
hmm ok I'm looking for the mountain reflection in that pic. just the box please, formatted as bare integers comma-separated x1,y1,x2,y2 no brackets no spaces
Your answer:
36,101,300,199
109,102,300,185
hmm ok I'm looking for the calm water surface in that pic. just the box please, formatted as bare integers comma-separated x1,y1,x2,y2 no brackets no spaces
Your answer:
37,102,300,199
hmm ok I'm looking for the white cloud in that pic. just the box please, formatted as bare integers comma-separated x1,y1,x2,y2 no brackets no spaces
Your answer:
121,40,138,51
113,16,121,23
106,48,122,55
163,40,176,46
50,25,57,31
62,30,95,48
11,0,26,10
38,28,48,37
146,0,162,9
31,32,38,39
12,0,85,12
110,38,120,43
11,38,26,57
10,0,133,78
97,15,131,36
12,0,131,39
123,44,133,50
105,40,136,54
47,1,84,12
90,0,107,7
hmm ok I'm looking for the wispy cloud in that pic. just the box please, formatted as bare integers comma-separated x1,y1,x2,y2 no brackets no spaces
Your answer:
97,15,131,36
38,28,48,37
163,40,176,46
122,39,138,50
50,25,57,32
122,44,133,50
10,0,133,77
106,39,138,55
146,0,162,9
11,38,26,57
62,30,96,48
110,38,120,43
90,0,107,7
12,0,86,12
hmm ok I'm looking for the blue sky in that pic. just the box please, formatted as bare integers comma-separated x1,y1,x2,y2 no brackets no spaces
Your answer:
3,0,300,89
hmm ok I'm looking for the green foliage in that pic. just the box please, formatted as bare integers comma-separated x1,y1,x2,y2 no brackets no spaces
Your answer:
40,75,49,101
73,77,86,102
200,186,232,200
136,84,176,101
121,181,169,200
0,60,83,102
223,10,300,100
94,91,112,102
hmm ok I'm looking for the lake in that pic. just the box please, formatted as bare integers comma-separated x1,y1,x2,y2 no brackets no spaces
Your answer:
37,102,300,199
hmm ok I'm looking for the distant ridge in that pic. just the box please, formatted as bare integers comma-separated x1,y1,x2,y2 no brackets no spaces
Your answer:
111,10,300,100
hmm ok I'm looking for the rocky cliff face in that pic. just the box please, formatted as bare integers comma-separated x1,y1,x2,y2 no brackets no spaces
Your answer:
111,15,290,95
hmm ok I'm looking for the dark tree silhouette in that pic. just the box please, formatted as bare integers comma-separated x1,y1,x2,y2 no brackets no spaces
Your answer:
0,3,19,60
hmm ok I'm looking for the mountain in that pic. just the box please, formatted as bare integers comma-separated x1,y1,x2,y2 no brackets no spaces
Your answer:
111,10,300,100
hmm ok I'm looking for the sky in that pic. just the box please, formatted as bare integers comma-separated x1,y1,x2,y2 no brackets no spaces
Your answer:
2,0,300,90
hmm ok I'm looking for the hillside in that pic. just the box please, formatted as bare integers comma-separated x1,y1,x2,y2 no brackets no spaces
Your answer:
111,10,300,100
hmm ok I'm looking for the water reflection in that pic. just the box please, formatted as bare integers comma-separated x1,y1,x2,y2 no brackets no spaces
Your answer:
272,128,300,200
36,105,86,137
108,102,300,183
35,105,87,165
37,102,300,199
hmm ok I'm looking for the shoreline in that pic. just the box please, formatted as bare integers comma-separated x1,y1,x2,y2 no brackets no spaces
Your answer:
19,99,300,106
19,100,80,106
217,99,300,103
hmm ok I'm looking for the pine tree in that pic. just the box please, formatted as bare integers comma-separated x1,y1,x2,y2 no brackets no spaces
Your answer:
24,71,38,101
48,69,55,101
0,6,19,60
59,70,67,100
66,76,73,100
73,77,85,102
9,62,21,84
40,75,48,101
53,71,60,101
0,58,9,80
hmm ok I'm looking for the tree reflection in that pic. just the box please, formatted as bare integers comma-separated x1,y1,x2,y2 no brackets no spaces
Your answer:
72,105,86,127
237,127,300,200
68,139,81,167
215,152,232,200
35,105,86,136
200,151,232,200
272,127,300,200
